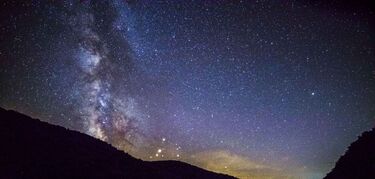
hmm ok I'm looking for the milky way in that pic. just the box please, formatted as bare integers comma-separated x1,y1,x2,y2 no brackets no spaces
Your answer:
0,1,374,178
69,3,144,151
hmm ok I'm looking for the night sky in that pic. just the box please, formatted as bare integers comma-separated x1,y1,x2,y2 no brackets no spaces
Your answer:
1,1,374,178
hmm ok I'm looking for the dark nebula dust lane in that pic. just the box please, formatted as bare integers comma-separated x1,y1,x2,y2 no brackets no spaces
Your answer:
0,1,374,178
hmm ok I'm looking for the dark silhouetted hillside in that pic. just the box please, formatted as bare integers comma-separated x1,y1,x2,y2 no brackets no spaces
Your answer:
325,128,375,179
0,107,235,179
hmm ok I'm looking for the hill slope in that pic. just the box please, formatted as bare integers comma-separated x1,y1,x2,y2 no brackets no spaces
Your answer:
324,128,375,179
0,107,235,179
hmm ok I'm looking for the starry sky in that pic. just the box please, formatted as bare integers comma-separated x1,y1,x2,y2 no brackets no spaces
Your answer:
0,1,374,178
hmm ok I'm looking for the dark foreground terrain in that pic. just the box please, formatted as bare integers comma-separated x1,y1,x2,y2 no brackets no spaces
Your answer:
0,108,235,179
325,128,375,179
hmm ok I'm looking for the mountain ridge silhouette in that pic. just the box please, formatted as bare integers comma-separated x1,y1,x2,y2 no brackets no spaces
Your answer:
0,107,236,179
324,127,375,179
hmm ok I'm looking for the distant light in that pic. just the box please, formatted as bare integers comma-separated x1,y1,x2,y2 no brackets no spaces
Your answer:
311,92,315,96
157,149,162,153
176,154,180,158
162,138,166,142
